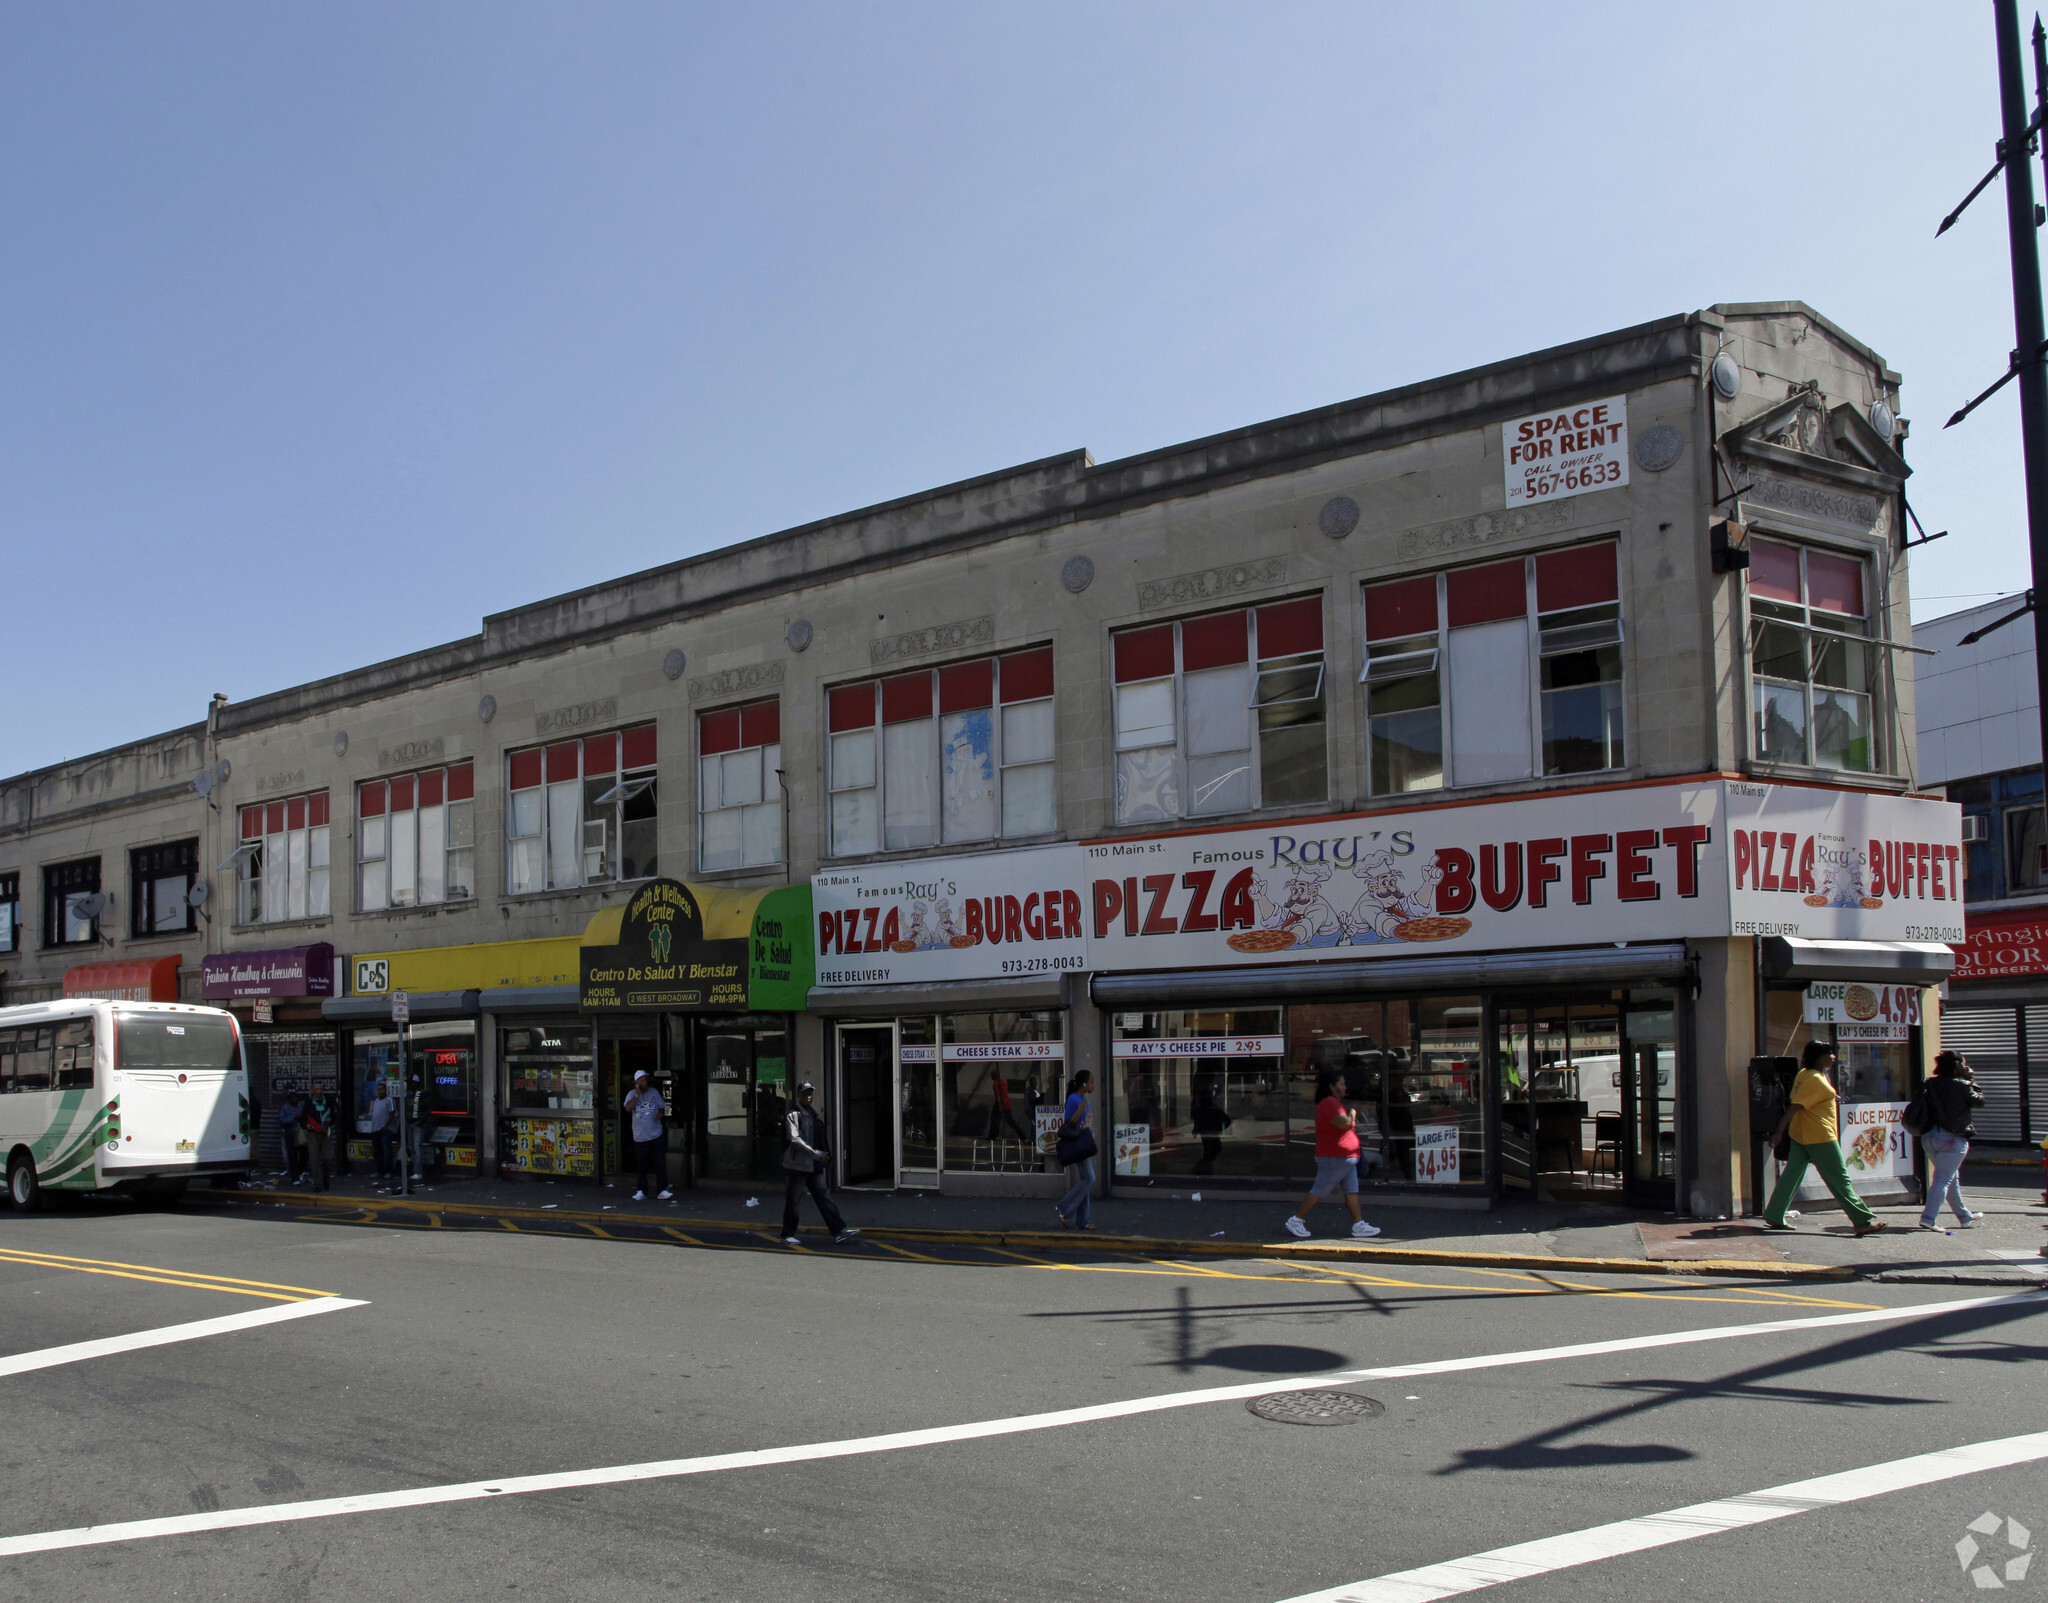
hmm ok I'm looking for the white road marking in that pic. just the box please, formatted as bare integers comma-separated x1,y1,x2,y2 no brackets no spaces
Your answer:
1279,1429,2048,1602
0,1297,367,1380
0,1289,2036,1559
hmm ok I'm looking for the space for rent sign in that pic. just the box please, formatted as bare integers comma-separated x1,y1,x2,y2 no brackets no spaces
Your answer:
1502,395,1629,506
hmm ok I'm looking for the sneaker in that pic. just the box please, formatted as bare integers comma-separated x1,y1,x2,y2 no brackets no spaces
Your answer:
834,1228,860,1242
1284,1216,1311,1239
1852,1220,1888,1237
631,1191,647,1201
1918,1222,1947,1232
1955,1214,1981,1228
657,1190,674,1201
1351,1221,1382,1239
781,1235,801,1245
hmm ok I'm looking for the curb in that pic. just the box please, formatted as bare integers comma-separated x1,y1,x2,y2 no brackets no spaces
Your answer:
218,1186,1852,1282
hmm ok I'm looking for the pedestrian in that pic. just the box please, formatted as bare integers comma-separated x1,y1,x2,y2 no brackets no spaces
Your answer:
623,1069,673,1201
1917,1050,1985,1231
781,1082,858,1244
299,1087,337,1193
275,1090,303,1182
1762,1041,1887,1236
1284,1069,1382,1240
1054,1069,1097,1229
368,1079,398,1186
986,1073,1032,1146
1191,1086,1234,1175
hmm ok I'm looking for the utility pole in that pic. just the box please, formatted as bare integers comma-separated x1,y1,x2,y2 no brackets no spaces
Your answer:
1995,0,2048,790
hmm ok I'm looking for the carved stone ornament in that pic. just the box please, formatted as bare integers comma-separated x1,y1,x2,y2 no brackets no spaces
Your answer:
661,649,687,681
871,616,996,666
786,619,814,653
378,736,446,769
332,732,348,757
1392,498,1578,562
477,695,497,725
1061,555,1096,594
1138,556,1288,612
1319,496,1360,539
690,661,786,702
536,697,618,738
1633,425,1684,473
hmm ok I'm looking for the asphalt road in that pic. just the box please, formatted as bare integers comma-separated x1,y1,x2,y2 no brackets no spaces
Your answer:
0,1194,2043,1603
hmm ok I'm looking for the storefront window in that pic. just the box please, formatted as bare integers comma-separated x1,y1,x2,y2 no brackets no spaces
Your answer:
499,1021,595,1177
352,1022,477,1172
1286,999,1483,1186
941,1011,1062,1174
900,1016,938,1174
1110,1008,1289,1182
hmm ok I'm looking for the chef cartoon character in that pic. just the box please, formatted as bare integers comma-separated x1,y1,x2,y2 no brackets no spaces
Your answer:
1276,863,1346,947
1247,873,1279,929
932,898,964,942
904,902,934,949
1818,857,1867,909
1342,852,1437,942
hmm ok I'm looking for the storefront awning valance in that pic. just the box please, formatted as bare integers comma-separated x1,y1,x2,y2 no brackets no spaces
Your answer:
323,990,480,1024
63,955,181,1003
579,878,811,1011
1760,937,1955,985
1090,943,1691,1008
345,936,579,1001
202,944,335,1001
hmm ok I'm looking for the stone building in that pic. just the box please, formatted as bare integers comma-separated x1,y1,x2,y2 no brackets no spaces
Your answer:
0,301,1959,1217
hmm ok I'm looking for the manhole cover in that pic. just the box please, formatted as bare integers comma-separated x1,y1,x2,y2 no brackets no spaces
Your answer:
1246,1390,1385,1426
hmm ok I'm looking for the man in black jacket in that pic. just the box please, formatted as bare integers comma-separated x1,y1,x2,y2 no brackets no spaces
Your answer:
781,1082,858,1245
1918,1050,1985,1231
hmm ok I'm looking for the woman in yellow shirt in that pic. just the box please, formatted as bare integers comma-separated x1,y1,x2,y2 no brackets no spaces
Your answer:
1761,1041,1886,1236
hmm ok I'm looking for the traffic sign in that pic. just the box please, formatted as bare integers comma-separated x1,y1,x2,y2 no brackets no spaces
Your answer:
390,990,410,1026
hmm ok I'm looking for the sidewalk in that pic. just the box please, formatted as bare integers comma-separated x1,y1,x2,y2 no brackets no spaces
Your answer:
216,1161,2048,1285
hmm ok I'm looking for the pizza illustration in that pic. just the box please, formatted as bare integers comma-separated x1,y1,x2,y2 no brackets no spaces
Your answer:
949,935,977,948
1392,916,1473,942
1227,929,1298,953
1844,985,1880,1021
889,940,918,954
1803,894,1828,907
1860,897,1884,910
1850,1126,1889,1169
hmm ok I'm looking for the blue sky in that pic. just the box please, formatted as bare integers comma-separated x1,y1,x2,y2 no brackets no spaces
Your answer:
0,2,2030,774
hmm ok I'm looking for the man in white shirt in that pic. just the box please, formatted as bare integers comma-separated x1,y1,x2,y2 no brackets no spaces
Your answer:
623,1069,673,1201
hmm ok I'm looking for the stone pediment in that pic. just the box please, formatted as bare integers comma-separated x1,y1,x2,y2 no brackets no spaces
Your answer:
1722,384,1909,492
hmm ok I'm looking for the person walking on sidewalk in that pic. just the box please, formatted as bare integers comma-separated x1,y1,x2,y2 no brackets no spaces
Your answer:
1055,1070,1097,1230
368,1080,398,1186
1762,1041,1886,1236
1285,1070,1382,1240
781,1082,857,1244
299,1088,338,1193
1918,1050,1985,1231
623,1069,673,1202
275,1091,304,1183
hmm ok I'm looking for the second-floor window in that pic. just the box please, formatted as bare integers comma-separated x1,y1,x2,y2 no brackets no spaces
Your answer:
507,726,656,895
43,858,101,947
699,699,782,872
359,764,473,912
829,647,1055,856
1362,542,1623,795
131,840,199,937
0,873,17,953
1749,538,1877,772
1112,602,1324,825
237,793,332,924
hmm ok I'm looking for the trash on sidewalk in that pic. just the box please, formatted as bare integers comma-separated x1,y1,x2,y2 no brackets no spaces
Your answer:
745,1197,759,1207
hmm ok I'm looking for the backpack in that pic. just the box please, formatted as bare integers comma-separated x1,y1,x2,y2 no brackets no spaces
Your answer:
1900,1086,1936,1137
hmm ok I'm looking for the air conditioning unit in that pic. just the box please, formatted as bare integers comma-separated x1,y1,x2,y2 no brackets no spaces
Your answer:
1960,815,1988,844
582,818,610,882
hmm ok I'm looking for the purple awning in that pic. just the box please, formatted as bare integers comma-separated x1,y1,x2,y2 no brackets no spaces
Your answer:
202,943,336,1000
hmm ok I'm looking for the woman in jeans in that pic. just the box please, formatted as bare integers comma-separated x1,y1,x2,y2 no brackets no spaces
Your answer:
1919,1049,1985,1231
1055,1070,1096,1230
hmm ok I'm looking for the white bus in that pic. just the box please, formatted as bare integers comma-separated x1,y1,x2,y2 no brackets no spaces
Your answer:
0,999,254,1209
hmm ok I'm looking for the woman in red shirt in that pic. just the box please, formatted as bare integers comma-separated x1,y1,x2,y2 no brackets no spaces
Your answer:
1285,1070,1382,1240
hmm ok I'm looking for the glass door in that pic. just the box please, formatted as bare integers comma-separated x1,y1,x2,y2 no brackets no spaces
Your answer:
837,1023,898,1188
702,1027,753,1180
1622,993,1677,1207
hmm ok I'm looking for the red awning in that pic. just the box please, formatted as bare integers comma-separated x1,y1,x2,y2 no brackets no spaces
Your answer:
62,956,182,1003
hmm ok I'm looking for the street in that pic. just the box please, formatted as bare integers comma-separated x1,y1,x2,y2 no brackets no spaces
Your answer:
2,1197,2043,1603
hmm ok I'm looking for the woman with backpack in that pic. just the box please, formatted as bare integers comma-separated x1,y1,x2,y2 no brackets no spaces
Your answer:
1054,1070,1097,1230
1916,1050,1985,1231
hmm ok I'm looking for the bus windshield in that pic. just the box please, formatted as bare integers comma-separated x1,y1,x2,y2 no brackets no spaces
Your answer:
117,1014,239,1073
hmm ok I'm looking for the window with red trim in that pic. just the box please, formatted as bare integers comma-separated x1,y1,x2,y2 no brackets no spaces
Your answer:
1107,600,1326,824
1748,538,1878,773
356,762,477,912
698,699,781,872
235,788,333,925
827,647,1056,855
505,725,658,893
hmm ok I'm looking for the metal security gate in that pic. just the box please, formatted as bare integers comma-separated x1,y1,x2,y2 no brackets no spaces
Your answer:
1940,1007,2028,1142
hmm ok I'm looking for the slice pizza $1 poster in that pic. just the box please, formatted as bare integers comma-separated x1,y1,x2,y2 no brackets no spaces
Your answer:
1084,782,1726,971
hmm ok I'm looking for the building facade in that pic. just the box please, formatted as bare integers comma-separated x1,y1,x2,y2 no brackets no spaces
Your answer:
2,302,1959,1216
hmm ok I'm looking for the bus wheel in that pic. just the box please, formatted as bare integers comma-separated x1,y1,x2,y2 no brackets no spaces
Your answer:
8,1155,41,1212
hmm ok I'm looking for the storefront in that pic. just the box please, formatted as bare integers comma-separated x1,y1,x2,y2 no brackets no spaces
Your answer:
1937,905,2048,1145
812,845,1088,1196
579,877,812,1188
63,956,182,1003
203,944,341,1172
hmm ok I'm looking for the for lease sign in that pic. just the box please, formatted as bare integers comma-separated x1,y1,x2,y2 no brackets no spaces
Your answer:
1503,395,1629,507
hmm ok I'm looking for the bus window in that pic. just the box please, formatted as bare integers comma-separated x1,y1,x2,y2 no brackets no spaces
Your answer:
0,1029,14,1092
54,1021,95,1090
17,1027,53,1090
117,1014,237,1073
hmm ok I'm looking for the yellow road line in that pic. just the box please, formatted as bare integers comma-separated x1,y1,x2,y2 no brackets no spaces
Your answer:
0,1249,331,1298
0,1252,311,1303
872,1239,954,1264
1277,1258,1879,1311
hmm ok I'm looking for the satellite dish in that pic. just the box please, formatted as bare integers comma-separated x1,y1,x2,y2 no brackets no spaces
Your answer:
216,759,232,783
73,892,109,921
1869,400,1896,441
1710,352,1743,402
192,771,215,799
188,880,211,908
